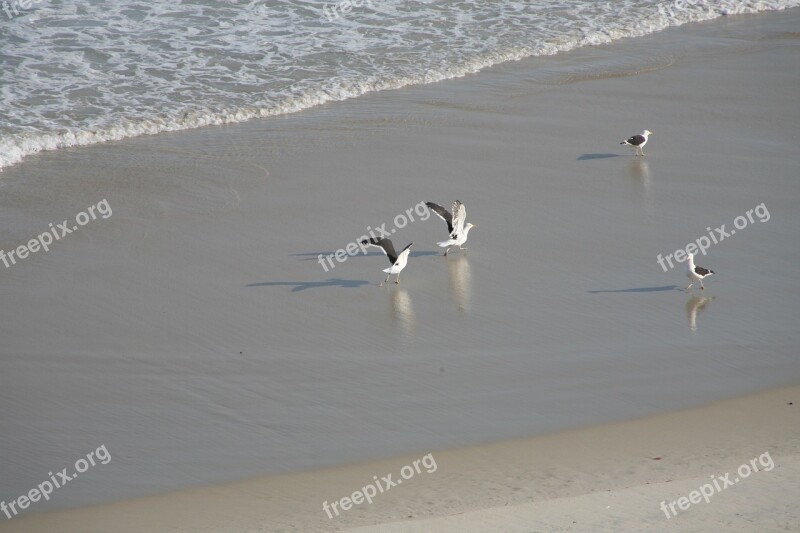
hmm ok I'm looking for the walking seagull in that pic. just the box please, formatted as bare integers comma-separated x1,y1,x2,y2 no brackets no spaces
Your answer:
685,253,714,290
360,238,412,286
620,129,652,156
425,200,476,256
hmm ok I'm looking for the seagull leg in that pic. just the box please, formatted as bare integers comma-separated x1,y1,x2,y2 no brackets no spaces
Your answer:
443,247,449,256
395,273,401,284
381,273,391,286
685,282,694,291
700,280,705,290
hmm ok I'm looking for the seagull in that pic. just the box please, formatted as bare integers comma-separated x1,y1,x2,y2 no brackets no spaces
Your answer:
620,129,652,156
425,200,476,256
360,237,412,286
685,253,714,290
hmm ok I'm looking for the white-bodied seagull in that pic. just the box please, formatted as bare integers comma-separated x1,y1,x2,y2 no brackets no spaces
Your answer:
620,129,652,156
361,237,413,286
685,253,714,290
425,200,476,256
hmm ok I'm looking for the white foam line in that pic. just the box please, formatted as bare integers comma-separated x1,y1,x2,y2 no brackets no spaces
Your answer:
1,0,797,171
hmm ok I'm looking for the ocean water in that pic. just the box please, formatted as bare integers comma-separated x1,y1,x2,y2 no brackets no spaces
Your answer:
0,0,797,171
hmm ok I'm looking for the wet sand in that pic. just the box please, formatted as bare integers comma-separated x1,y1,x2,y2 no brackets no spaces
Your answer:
4,386,798,532
1,7,799,531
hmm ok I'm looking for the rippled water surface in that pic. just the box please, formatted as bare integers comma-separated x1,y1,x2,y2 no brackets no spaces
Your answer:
1,0,797,169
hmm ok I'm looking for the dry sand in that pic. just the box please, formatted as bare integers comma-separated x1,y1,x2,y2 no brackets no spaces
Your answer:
1,7,799,533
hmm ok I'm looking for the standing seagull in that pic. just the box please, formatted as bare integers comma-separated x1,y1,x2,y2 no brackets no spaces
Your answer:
425,200,476,256
685,253,714,290
620,129,652,156
360,238,413,286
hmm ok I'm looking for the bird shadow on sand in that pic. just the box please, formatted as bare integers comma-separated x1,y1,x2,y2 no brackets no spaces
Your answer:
587,285,681,294
246,278,370,292
292,250,441,261
577,153,621,160
410,251,442,258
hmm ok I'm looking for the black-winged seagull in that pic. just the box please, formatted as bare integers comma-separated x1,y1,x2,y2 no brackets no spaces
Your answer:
620,129,652,156
685,253,714,290
425,200,476,256
360,237,413,286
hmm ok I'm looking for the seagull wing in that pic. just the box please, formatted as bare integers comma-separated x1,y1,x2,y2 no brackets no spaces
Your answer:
426,202,453,234
396,242,413,265
694,266,712,276
626,134,645,146
450,200,466,239
361,237,399,265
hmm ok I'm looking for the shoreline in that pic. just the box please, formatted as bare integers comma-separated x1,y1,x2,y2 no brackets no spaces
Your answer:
3,3,797,173
4,384,798,531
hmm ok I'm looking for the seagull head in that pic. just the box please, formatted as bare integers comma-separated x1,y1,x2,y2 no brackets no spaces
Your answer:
643,129,652,136
465,223,476,232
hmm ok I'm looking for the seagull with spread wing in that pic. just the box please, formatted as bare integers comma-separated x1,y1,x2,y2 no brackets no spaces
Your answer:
425,200,476,256
360,237,413,286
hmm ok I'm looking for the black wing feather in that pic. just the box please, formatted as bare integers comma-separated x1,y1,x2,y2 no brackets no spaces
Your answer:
624,134,645,146
425,202,454,234
361,237,398,264
694,266,712,277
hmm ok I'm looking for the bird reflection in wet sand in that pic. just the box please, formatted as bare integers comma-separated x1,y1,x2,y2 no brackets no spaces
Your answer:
447,255,472,312
628,159,653,209
686,295,714,332
390,288,415,340
628,159,650,180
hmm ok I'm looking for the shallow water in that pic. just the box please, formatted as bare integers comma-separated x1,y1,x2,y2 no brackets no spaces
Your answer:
2,0,798,169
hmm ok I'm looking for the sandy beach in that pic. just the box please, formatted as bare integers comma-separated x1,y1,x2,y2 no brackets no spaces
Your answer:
1,6,799,532
4,386,798,532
